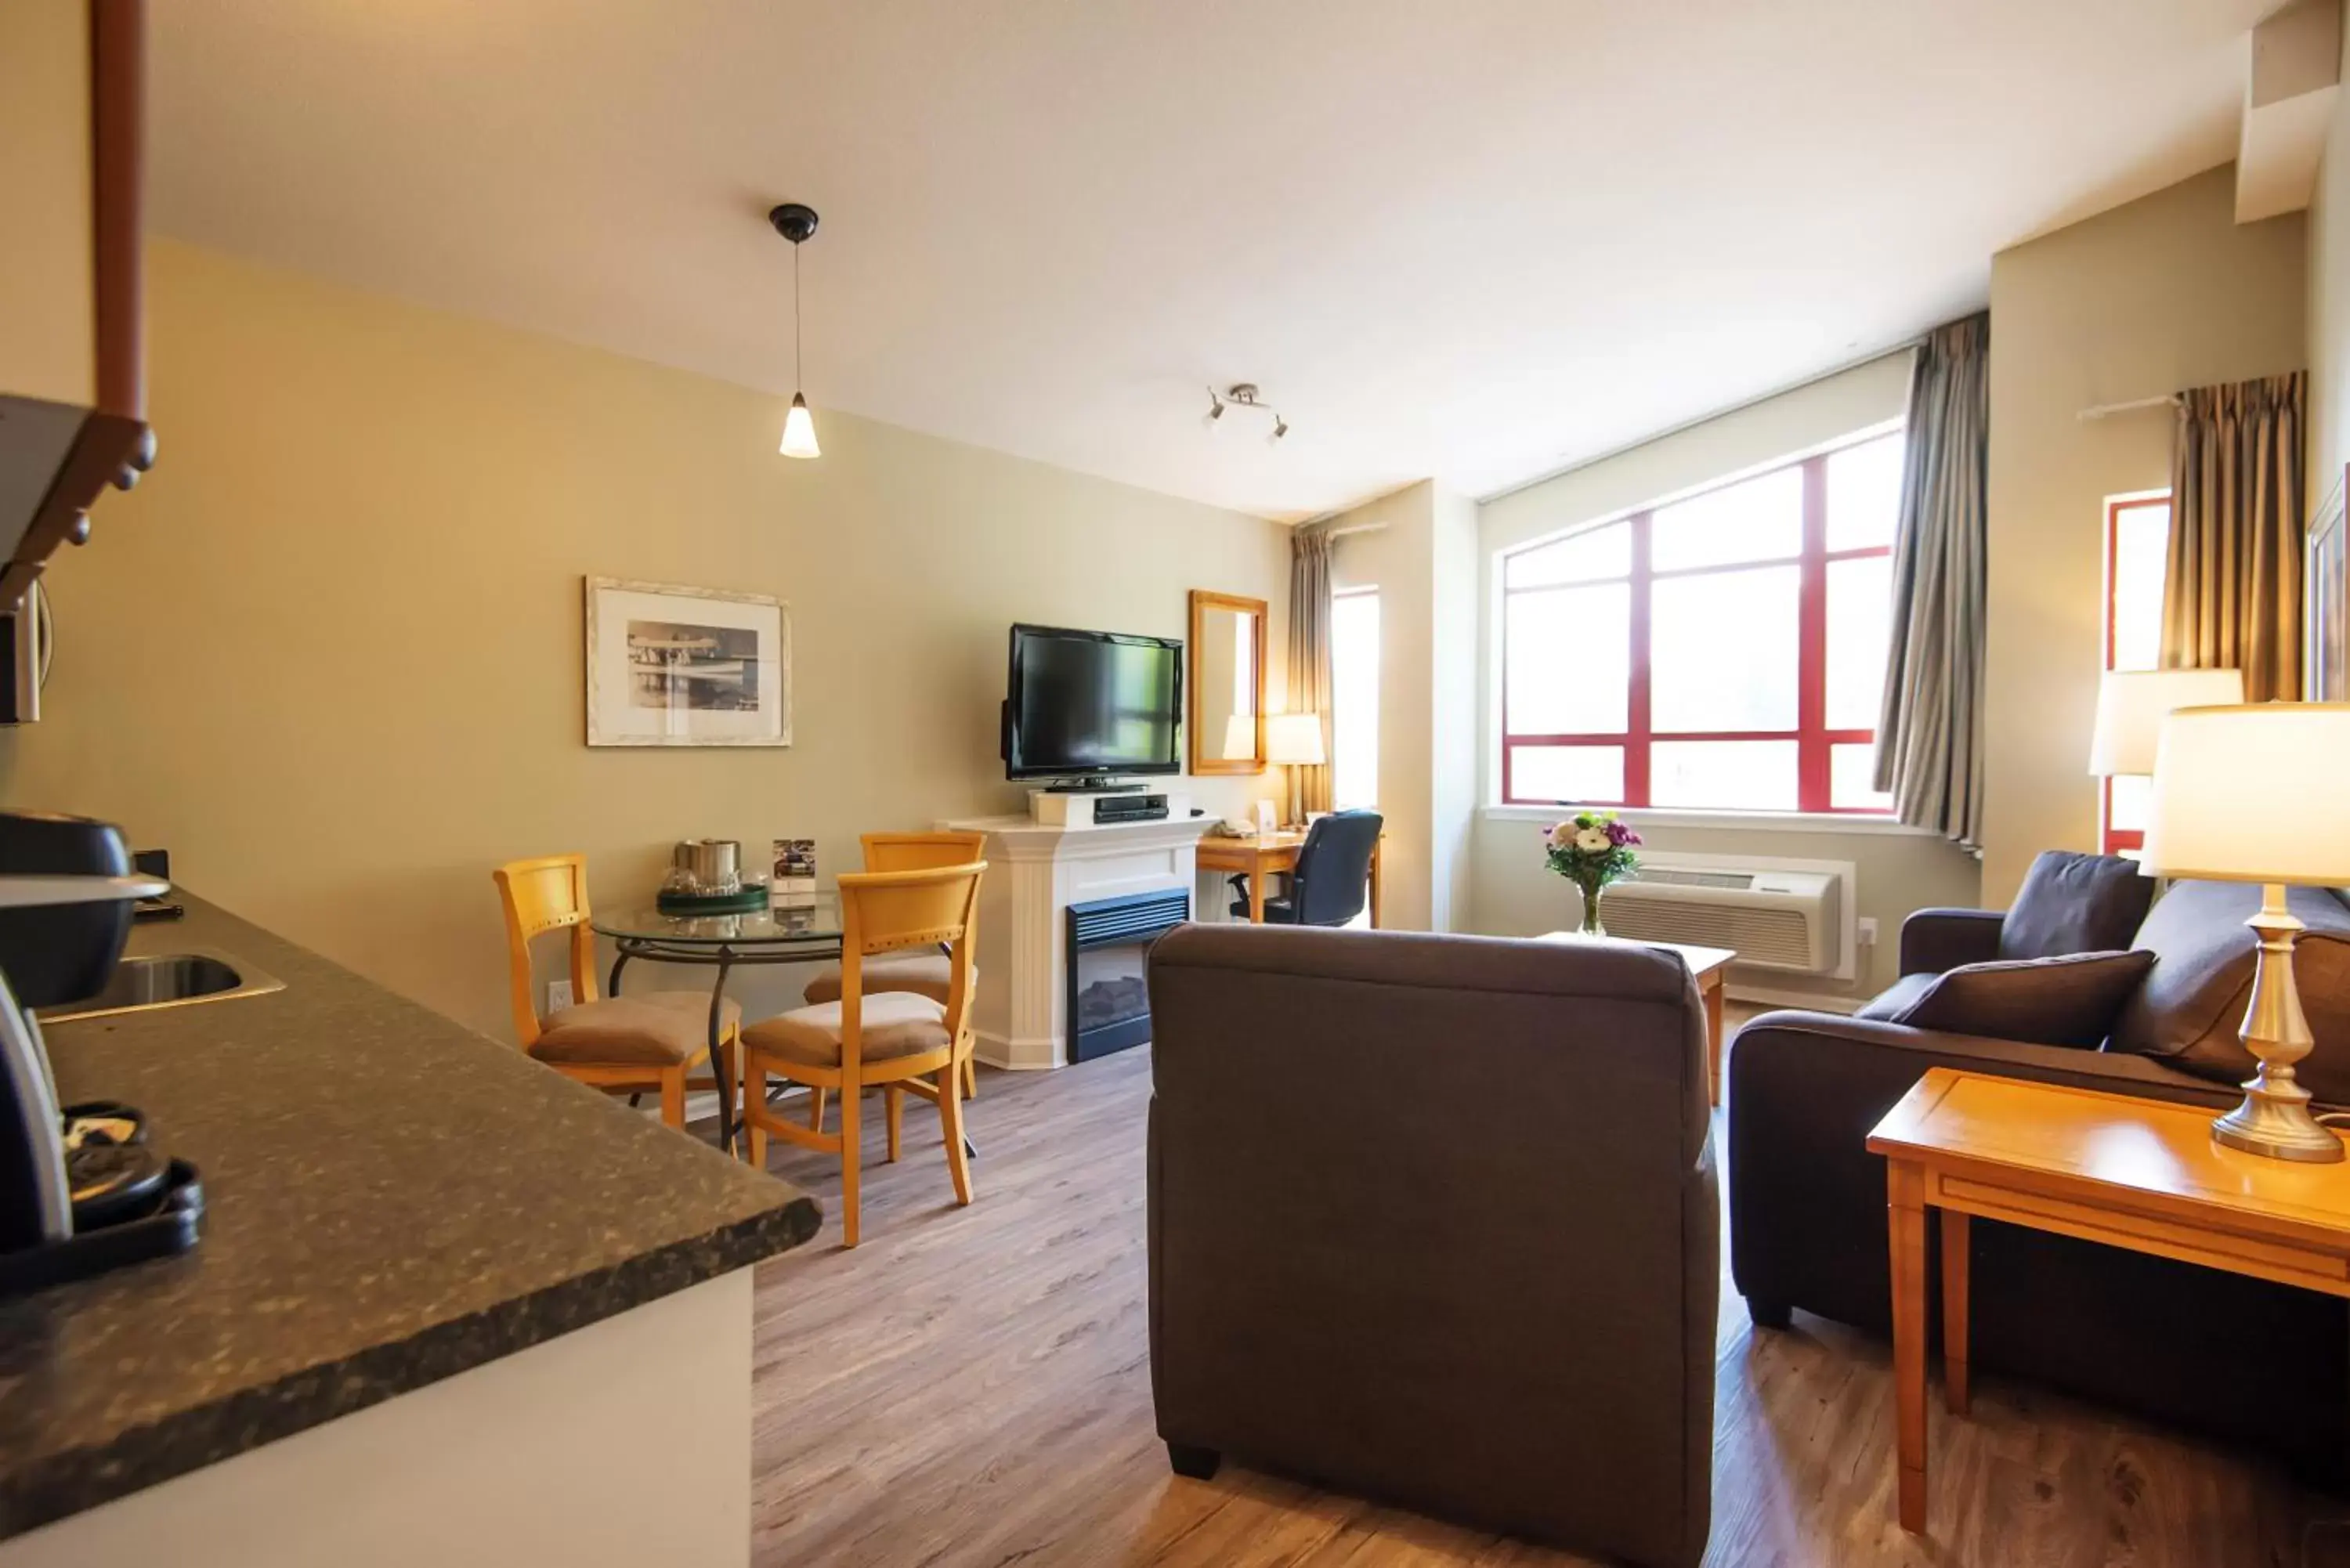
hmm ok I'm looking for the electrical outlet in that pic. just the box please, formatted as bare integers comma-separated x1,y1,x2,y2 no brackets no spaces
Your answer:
546,978,575,1012
1858,916,1880,946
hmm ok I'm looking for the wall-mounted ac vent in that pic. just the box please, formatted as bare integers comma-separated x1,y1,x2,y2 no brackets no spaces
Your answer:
1605,858,1846,975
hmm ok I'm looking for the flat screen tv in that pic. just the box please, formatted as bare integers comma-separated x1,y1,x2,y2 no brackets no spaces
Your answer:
1001,623,1184,781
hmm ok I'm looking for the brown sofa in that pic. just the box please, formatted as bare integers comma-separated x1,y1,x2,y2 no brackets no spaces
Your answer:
1729,876,2350,1479
1146,923,1719,1568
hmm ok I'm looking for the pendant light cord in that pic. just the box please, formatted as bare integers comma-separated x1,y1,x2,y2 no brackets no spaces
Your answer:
793,242,804,389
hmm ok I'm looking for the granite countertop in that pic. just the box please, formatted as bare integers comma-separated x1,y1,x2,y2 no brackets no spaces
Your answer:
0,893,820,1541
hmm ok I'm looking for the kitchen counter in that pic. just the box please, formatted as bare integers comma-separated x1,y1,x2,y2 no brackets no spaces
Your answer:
0,893,819,1542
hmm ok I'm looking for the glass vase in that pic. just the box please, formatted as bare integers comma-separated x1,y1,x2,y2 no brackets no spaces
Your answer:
1580,882,1607,938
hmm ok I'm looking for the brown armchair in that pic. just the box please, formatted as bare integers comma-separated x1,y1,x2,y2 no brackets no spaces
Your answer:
1146,923,1718,1568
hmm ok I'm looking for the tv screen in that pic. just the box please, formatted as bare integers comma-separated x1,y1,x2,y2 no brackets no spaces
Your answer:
1003,624,1183,779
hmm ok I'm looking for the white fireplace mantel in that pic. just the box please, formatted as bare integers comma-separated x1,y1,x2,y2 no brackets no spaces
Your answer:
940,813,1209,1069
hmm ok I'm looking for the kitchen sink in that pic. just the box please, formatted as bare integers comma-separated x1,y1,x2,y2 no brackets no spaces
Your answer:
38,950,286,1022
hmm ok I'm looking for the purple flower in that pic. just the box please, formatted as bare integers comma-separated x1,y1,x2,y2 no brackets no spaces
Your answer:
1605,820,1642,847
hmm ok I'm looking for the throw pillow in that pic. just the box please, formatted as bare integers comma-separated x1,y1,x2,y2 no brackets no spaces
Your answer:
1999,850,2157,961
2108,880,2350,1103
1858,949,2157,1049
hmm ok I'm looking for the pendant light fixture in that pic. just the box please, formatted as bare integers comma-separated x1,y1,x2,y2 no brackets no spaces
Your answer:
769,203,822,459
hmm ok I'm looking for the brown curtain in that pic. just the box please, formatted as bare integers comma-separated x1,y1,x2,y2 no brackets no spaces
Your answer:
1874,313,1989,851
1285,525,1334,825
2162,372,2307,701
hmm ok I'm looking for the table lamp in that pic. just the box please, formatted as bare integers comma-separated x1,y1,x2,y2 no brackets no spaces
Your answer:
2142,703,2350,1162
1221,713,1258,763
1266,713,1325,829
2088,668,2244,777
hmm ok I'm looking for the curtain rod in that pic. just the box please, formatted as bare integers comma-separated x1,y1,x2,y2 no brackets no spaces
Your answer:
2077,393,2181,421
1323,520,1390,539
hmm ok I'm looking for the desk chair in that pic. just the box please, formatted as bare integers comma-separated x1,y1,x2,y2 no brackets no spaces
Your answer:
1228,810,1383,927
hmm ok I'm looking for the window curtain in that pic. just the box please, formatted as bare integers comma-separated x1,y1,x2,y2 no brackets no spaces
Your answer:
1874,312,1989,851
1286,525,1335,825
2161,371,2306,701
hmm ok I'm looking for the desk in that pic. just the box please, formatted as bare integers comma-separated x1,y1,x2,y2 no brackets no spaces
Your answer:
1867,1068,2350,1536
1194,829,1382,927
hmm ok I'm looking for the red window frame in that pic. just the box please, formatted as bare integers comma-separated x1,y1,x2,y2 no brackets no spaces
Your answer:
1499,440,1896,815
2100,493,2173,854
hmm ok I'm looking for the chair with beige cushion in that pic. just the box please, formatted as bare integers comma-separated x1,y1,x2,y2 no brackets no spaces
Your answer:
798,832,985,1103
492,853,740,1132
740,859,984,1247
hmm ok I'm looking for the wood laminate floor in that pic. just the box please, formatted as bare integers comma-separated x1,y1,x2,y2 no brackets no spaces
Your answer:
742,1039,2346,1568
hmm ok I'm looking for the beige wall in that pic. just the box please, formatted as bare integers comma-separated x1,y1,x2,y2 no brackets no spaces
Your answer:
1321,477,1480,934
1468,351,1976,1000
1983,165,2308,902
0,0,96,408
0,241,1289,1040
2312,16,2350,501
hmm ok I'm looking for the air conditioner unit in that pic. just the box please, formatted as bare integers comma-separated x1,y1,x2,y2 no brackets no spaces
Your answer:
1603,859,1844,974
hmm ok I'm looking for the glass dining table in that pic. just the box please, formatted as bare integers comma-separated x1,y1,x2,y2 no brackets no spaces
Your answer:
591,896,846,1154
589,894,975,1165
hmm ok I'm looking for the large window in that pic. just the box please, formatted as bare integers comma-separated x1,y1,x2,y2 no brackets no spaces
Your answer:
2102,493,2172,854
1500,431,1902,814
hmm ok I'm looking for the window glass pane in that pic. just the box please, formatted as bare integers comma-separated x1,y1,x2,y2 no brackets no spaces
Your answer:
2109,772,2152,833
1826,555,1893,731
1825,434,1904,551
1650,740,1799,810
1331,592,1380,810
1505,522,1631,589
1509,745,1624,804
1506,583,1629,734
1651,467,1802,572
1650,565,1799,732
1831,742,1894,811
2110,501,2170,673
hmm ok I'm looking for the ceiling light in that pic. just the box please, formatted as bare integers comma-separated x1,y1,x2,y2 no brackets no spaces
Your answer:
769,202,821,460
1204,383,1290,445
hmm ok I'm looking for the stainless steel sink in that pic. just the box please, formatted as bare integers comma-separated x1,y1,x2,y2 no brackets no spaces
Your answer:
38,949,285,1022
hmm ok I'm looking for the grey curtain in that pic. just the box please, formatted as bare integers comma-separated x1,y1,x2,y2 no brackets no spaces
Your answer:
1286,525,1334,825
2162,371,2306,701
1874,313,1989,851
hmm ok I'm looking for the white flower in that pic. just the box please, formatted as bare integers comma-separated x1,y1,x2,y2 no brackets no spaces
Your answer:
1574,828,1611,853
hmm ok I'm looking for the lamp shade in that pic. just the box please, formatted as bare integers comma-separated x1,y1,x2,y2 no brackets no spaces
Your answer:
2142,703,2350,885
779,392,821,460
1221,713,1258,761
2088,668,2243,776
1264,712,1325,767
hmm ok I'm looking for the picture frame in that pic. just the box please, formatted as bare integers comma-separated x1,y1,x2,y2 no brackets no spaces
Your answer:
584,576,791,747
2308,464,2348,703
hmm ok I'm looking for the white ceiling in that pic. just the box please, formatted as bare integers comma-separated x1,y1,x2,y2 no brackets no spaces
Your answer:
150,1,2272,521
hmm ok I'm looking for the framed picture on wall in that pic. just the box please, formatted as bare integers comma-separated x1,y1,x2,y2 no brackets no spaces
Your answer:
584,577,791,746
2309,465,2348,703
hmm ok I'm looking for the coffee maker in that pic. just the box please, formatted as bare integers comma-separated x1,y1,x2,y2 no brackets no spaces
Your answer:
0,811,202,1292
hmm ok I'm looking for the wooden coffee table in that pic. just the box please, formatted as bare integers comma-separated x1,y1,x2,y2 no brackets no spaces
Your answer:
1539,934,1734,1104
1867,1068,2350,1535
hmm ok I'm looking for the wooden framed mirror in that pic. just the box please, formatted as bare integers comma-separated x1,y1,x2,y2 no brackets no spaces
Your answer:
1188,589,1268,775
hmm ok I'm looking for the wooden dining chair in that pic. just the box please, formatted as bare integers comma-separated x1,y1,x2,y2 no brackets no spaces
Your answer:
739,860,985,1247
799,831,986,1104
491,853,741,1132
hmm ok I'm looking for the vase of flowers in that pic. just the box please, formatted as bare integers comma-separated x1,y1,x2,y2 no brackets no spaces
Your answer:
1543,810,1643,937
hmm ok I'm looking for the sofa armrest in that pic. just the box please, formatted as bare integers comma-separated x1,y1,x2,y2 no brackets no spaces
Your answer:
1898,907,2005,976
1726,1009,2230,1331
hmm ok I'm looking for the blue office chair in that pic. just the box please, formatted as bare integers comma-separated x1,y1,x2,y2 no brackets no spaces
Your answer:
1227,809,1383,927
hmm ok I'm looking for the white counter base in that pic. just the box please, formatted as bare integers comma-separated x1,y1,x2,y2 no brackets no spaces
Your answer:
0,1271,754,1568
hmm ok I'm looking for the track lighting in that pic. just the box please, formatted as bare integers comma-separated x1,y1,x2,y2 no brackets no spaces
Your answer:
1204,384,1289,443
